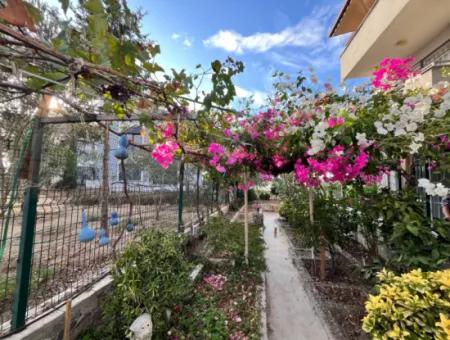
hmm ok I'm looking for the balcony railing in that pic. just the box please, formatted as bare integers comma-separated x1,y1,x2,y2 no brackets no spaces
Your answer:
415,39,450,71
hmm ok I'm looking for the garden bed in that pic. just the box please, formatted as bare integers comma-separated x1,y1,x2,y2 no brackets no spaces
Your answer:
77,216,265,340
284,226,371,340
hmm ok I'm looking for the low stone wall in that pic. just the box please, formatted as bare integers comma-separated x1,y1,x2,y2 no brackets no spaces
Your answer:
9,276,113,340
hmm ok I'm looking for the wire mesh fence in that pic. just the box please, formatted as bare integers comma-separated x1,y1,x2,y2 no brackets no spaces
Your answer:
0,119,230,336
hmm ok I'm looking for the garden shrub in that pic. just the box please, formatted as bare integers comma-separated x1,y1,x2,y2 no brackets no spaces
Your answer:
203,217,265,271
363,269,450,339
258,191,270,200
103,230,193,339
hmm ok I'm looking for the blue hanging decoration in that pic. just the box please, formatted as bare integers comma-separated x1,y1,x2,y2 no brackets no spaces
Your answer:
114,135,129,160
99,228,109,247
119,135,129,148
110,212,119,227
79,210,95,243
126,223,134,232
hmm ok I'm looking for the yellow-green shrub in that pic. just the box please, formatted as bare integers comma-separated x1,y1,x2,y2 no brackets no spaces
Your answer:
363,269,450,339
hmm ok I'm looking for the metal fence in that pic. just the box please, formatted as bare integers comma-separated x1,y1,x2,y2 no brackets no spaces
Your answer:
414,157,449,221
0,117,229,336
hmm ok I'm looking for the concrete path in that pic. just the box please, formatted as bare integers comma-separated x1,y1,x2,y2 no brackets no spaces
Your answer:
263,212,334,340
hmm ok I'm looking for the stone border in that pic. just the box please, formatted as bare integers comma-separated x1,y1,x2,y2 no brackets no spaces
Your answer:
8,276,113,340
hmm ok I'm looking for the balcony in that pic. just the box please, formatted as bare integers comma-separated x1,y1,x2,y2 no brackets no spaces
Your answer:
336,0,450,80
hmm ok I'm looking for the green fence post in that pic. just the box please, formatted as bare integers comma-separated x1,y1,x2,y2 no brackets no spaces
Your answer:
177,156,185,233
11,118,43,332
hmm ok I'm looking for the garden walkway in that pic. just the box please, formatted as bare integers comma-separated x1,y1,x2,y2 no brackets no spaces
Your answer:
263,212,335,340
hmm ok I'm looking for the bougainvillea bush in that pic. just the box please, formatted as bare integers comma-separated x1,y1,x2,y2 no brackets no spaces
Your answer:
149,57,449,202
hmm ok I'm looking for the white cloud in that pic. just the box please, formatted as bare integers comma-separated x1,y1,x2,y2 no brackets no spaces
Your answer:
203,15,326,54
235,86,267,106
183,38,193,48
171,33,180,40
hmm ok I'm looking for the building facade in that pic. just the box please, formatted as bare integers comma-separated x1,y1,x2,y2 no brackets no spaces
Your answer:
330,0,450,83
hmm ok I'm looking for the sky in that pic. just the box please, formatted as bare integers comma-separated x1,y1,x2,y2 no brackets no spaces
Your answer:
127,0,351,105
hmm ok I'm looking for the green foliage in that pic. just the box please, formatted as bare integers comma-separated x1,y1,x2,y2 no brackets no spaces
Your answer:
278,184,357,256
258,192,270,200
202,217,265,271
360,189,450,270
102,230,193,339
172,297,228,339
203,57,245,109
363,269,450,339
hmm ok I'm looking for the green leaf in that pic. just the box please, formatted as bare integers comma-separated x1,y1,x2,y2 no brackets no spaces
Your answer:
58,0,69,13
143,62,164,73
147,44,160,57
211,60,221,73
84,0,104,14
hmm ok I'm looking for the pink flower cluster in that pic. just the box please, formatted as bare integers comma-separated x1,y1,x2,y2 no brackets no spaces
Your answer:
327,117,345,128
161,122,174,139
237,181,255,191
294,147,369,187
272,154,286,169
203,274,226,291
208,143,226,173
151,141,179,169
372,57,415,91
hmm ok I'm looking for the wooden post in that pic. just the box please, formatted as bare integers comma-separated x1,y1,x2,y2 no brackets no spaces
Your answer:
63,299,72,340
244,172,249,265
309,189,325,280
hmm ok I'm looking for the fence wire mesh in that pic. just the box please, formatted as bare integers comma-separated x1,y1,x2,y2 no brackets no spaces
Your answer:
0,120,229,335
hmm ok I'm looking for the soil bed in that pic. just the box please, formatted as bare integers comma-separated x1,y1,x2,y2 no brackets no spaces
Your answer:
284,225,371,340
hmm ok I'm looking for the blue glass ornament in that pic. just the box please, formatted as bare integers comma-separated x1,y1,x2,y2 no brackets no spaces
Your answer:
98,228,109,246
119,135,129,148
110,212,119,227
114,147,128,160
126,223,134,232
79,210,95,243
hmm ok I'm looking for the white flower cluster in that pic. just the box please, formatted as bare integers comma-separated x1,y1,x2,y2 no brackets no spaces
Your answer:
385,95,431,135
373,87,450,154
433,88,450,118
308,121,328,155
356,132,373,148
418,178,449,197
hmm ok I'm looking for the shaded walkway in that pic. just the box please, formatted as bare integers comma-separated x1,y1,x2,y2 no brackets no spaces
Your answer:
263,212,334,340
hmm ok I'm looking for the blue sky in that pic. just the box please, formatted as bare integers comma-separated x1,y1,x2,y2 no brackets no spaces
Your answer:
128,0,350,105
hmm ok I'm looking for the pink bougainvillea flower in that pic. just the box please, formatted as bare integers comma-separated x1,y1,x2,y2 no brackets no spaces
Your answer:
294,161,310,183
227,148,250,165
327,117,345,128
151,141,179,169
209,155,220,167
260,173,274,181
208,143,225,155
264,128,275,140
272,154,286,168
372,57,415,91
237,181,255,191
203,274,226,290
223,128,232,137
162,122,174,139
216,165,226,173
